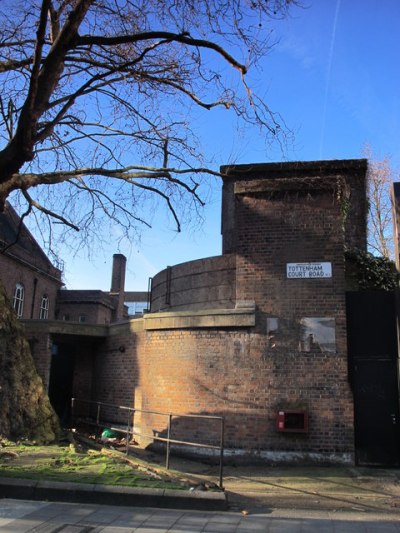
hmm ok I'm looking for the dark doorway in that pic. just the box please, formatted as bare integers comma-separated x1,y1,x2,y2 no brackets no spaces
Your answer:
346,290,400,466
48,343,76,424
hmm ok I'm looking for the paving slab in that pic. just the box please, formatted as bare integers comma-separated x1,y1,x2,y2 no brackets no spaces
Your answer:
1,499,400,533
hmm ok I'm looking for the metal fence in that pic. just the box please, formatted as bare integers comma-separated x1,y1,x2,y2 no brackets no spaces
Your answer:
70,398,225,488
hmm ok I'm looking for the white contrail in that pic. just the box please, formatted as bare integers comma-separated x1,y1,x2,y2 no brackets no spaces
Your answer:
319,0,341,158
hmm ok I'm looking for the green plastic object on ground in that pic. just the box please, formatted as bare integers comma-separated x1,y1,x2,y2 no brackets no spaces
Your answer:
101,428,119,438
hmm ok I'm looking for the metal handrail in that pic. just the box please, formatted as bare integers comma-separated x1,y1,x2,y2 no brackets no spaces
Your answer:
70,397,225,488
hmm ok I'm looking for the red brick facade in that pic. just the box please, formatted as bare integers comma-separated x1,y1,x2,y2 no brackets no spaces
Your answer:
87,159,368,463
0,203,62,320
0,252,61,320
55,291,116,324
5,159,369,464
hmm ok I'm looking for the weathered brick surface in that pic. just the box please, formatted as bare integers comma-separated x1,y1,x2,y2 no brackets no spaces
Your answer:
92,332,140,416
0,252,60,320
55,301,113,324
90,322,352,456
24,160,367,463
86,162,369,462
141,331,353,454
151,255,236,312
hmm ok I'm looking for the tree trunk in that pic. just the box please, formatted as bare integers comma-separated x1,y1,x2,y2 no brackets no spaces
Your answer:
0,283,59,442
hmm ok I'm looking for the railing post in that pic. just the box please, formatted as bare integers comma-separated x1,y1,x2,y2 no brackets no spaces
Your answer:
166,414,172,470
126,408,131,456
219,416,225,489
95,402,101,438
70,397,75,428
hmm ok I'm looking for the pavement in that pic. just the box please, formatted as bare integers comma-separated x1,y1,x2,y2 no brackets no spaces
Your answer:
0,498,400,532
212,463,400,515
1,451,400,531
141,451,400,515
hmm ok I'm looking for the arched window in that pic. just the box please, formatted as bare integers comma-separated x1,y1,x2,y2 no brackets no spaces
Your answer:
13,283,24,318
39,295,49,319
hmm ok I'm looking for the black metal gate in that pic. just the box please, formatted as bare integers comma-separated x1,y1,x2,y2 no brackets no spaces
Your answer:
346,290,400,466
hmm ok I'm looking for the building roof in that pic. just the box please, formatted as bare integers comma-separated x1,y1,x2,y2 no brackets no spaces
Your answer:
220,158,368,180
57,289,116,309
0,202,62,282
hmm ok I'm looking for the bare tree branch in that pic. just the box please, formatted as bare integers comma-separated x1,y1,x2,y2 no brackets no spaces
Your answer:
364,145,396,259
0,0,299,254
70,178,152,229
21,189,80,231
75,31,247,74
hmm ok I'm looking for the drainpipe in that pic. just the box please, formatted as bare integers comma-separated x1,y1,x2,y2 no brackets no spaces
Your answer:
30,278,38,319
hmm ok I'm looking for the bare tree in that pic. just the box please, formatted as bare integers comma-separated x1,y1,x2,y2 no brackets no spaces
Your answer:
0,0,297,253
364,146,396,259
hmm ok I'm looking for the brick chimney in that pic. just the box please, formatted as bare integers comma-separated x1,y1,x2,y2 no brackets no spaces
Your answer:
110,253,127,321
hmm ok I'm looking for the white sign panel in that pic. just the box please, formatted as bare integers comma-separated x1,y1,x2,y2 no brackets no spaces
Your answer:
286,262,332,279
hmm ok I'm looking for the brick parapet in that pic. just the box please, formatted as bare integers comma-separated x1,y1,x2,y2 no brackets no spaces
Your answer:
151,254,236,312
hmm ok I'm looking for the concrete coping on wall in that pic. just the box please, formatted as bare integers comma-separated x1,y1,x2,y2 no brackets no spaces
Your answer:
141,303,256,330
21,301,256,337
21,319,109,337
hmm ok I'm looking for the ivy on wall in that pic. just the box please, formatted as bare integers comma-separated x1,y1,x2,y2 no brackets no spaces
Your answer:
345,248,399,291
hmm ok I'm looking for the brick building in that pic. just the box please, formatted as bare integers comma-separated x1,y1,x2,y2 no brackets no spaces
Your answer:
3,159,398,465
0,202,62,320
0,205,129,325
55,254,129,324
95,158,367,464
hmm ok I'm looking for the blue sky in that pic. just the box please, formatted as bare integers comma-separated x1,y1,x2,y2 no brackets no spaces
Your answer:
61,0,400,291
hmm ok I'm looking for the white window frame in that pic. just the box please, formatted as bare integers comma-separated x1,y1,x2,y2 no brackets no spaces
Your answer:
13,283,24,318
39,295,49,319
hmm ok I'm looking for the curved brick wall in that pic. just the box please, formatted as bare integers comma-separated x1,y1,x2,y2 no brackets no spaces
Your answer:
87,161,368,464
150,254,236,312
93,326,354,463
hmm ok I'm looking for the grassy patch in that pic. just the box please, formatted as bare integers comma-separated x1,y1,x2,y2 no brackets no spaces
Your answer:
0,443,188,490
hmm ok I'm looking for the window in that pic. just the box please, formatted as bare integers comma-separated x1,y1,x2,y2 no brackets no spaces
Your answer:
79,315,87,323
13,283,24,318
299,318,336,353
39,295,49,319
266,316,336,353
